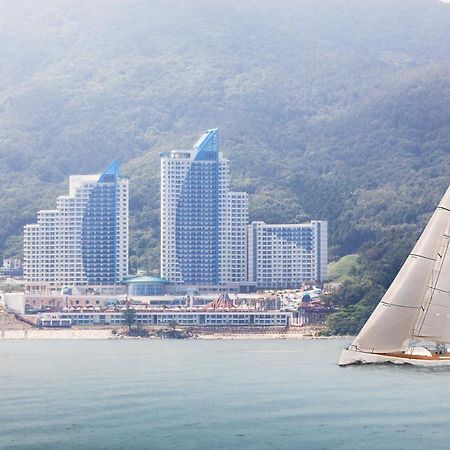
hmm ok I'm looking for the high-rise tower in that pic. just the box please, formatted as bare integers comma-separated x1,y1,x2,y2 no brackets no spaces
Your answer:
23,161,128,291
160,129,248,288
247,221,328,289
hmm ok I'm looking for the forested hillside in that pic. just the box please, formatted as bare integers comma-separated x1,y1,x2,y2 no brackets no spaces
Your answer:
1,0,450,332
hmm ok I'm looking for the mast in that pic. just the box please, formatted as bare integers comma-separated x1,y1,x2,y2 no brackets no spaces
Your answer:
349,186,450,354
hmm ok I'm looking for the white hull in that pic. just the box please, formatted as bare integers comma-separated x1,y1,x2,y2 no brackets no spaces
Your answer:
339,349,450,366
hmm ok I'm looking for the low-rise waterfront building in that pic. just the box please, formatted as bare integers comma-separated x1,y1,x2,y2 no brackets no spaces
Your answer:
38,313,72,328
125,276,168,296
5,290,328,328
38,309,292,327
3,291,282,314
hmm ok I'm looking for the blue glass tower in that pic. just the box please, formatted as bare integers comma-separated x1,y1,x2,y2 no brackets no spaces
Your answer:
81,161,120,285
24,161,129,290
175,130,220,285
160,129,249,287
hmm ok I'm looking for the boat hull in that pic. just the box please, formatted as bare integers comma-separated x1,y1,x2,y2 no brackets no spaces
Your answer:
339,349,450,366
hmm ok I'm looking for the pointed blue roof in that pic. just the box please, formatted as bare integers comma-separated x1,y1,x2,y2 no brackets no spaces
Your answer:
192,128,219,161
98,160,120,182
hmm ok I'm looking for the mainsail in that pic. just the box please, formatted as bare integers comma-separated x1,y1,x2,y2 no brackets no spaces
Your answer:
413,222,450,343
350,186,450,354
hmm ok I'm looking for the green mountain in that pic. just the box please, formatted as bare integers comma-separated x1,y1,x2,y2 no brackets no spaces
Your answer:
1,0,450,330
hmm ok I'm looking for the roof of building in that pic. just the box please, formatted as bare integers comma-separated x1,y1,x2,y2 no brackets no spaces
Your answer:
204,293,235,310
192,128,219,161
99,160,120,182
125,276,168,284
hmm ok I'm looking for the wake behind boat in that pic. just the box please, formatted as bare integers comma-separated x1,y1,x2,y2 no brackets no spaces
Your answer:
339,186,450,366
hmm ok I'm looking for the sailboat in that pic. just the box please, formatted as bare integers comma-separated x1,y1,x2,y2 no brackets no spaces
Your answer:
339,186,450,366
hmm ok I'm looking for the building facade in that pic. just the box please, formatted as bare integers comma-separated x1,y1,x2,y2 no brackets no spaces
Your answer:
125,276,168,296
0,258,23,277
160,129,249,289
23,161,128,291
247,221,328,289
38,310,292,327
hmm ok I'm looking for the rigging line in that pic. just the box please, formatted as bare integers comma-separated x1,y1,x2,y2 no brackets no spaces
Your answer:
412,248,447,343
427,286,450,295
412,333,450,343
415,260,446,338
414,229,450,340
410,253,436,261
380,301,421,309
438,206,450,212
415,301,450,310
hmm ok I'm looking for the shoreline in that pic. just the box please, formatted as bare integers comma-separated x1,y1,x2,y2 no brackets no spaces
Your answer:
0,325,350,340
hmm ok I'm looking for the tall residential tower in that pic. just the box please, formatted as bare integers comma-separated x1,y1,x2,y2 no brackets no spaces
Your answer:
23,161,129,291
247,221,328,289
160,129,249,290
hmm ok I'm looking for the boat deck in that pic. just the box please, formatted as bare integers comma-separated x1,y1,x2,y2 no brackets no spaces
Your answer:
379,353,450,361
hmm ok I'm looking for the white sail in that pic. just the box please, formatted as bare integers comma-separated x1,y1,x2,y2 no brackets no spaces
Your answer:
350,186,450,354
414,224,450,343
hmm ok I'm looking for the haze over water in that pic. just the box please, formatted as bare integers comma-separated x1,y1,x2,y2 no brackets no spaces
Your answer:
1,339,450,449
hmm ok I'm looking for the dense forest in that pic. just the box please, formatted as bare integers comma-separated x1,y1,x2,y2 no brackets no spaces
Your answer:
1,0,450,333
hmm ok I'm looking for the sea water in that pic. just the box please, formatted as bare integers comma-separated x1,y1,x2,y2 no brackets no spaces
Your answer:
1,338,450,450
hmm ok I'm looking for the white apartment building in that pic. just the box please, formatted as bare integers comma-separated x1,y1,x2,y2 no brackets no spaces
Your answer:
160,129,249,289
23,161,128,291
248,221,328,289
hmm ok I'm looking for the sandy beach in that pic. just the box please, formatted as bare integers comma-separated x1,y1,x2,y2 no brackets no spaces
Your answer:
0,325,328,340
0,329,114,339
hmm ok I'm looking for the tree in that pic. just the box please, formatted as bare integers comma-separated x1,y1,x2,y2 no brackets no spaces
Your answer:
122,307,137,334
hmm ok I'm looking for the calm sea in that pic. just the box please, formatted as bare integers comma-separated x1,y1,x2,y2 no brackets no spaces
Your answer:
1,338,450,450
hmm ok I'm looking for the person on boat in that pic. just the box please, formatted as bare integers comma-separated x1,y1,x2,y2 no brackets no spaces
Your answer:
436,343,447,355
